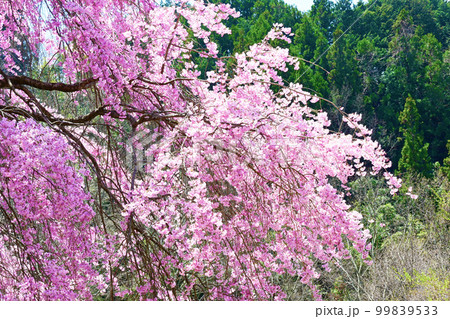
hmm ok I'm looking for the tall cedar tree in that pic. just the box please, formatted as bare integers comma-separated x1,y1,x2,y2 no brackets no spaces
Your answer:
397,95,432,176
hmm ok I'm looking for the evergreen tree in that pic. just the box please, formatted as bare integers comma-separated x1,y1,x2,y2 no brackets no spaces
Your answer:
397,95,432,176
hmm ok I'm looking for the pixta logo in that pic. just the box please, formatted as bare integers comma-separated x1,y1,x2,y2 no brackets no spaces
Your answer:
126,129,160,173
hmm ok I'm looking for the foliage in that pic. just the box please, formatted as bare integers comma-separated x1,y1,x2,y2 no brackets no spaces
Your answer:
397,269,450,301
397,95,432,176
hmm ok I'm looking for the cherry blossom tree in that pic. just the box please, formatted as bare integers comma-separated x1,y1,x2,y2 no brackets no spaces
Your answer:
0,0,400,300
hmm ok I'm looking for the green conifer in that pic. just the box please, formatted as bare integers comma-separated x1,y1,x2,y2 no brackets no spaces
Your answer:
397,95,432,176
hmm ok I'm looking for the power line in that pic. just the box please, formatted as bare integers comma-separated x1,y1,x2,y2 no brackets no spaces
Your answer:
295,0,380,82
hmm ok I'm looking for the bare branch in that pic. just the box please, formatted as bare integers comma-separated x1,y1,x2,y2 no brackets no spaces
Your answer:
0,75,98,92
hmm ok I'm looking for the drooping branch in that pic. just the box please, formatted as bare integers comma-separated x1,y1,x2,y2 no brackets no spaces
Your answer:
0,75,98,92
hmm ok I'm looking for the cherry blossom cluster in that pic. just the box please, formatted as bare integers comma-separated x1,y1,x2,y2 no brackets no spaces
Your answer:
0,119,106,300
